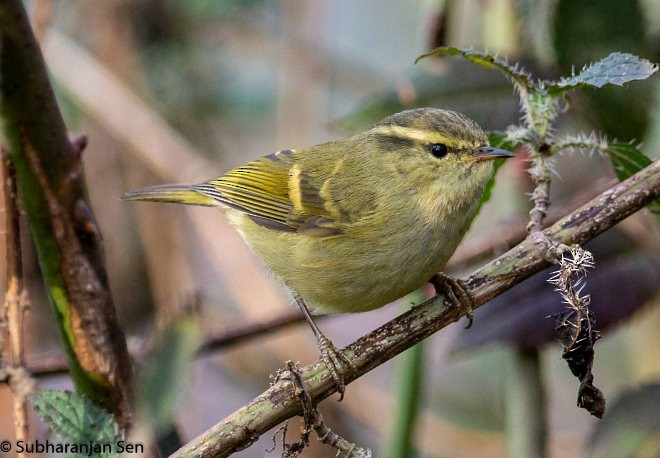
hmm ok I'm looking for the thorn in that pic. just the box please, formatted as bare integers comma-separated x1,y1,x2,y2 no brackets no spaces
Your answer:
70,134,88,156
74,199,100,236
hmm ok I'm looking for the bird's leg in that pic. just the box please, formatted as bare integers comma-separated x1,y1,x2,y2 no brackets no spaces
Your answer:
294,296,355,400
429,273,476,328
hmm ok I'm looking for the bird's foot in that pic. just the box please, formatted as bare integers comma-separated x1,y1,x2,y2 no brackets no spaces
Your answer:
430,273,475,328
276,361,370,457
317,333,356,401
293,295,356,400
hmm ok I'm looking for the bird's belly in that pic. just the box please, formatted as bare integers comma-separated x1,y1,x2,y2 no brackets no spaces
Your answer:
298,230,453,314
237,212,464,315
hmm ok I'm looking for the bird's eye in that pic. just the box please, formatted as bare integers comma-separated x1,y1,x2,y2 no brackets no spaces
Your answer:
430,143,448,159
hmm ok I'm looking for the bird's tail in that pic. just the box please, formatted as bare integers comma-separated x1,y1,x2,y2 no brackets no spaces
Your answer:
123,183,219,207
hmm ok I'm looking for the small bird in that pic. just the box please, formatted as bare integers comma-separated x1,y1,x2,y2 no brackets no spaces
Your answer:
125,107,513,396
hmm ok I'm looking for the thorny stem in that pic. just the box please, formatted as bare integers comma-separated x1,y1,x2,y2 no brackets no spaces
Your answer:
549,247,595,305
548,246,605,418
521,86,607,416
1,150,34,451
526,149,553,234
521,89,558,250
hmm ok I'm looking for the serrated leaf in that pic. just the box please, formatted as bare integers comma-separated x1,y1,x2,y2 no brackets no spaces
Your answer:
552,1,653,140
136,314,200,434
415,47,533,94
549,52,658,94
607,143,660,214
30,389,119,457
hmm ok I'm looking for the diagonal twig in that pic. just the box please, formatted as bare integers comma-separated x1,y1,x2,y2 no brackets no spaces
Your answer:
0,0,133,425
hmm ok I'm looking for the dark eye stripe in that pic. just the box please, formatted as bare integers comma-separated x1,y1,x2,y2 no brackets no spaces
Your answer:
374,133,417,150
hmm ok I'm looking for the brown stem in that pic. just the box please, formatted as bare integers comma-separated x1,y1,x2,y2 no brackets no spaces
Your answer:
2,149,31,451
197,310,307,355
171,159,660,457
0,0,132,425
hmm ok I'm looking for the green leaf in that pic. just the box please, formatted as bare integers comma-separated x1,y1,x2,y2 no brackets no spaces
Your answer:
415,47,533,94
488,130,523,153
479,132,516,207
549,53,658,95
30,389,119,457
551,0,653,140
136,314,201,434
464,132,514,232
479,159,507,210
607,143,660,214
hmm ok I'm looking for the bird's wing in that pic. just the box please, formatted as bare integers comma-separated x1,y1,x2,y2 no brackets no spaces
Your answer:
193,149,347,235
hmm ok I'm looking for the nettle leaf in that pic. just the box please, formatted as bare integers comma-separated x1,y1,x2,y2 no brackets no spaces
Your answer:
549,52,658,95
416,47,533,94
607,143,660,214
30,389,120,455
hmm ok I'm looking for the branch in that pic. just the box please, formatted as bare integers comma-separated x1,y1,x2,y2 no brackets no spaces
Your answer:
172,158,660,457
0,0,132,425
1,149,34,452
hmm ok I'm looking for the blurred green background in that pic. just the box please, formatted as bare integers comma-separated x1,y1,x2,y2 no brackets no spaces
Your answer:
0,0,658,456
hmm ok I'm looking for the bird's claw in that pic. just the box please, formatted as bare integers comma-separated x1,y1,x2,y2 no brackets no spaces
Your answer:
430,273,475,328
317,334,356,401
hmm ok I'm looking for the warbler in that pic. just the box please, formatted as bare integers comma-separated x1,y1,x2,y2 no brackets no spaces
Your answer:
125,107,513,396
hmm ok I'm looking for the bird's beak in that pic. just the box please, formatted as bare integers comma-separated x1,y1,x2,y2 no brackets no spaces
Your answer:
475,145,514,161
